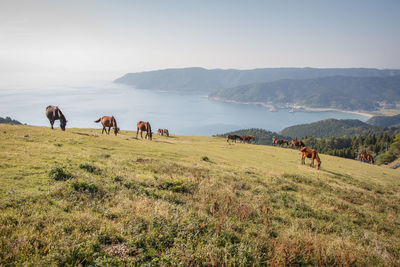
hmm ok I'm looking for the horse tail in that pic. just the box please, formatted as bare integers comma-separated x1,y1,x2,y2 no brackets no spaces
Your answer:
147,122,152,140
94,118,101,123
112,116,118,127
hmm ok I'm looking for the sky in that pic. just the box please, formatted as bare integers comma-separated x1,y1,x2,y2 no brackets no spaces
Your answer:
1,0,400,86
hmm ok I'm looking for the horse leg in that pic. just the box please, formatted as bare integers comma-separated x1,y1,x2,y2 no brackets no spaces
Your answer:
102,127,105,134
136,128,139,139
301,154,305,165
140,131,143,139
50,120,54,129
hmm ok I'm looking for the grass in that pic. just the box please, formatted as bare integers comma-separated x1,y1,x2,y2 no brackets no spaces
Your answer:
0,124,400,265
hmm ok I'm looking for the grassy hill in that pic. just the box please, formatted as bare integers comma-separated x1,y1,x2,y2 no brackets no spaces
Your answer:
1,124,400,265
279,118,399,138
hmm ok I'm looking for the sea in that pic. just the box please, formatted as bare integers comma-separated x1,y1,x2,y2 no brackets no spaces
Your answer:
0,81,368,136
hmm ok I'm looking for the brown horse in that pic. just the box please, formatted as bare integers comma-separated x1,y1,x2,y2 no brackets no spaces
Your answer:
94,116,120,135
290,138,305,148
136,121,152,140
227,134,241,143
272,136,289,147
300,147,321,170
163,129,169,137
157,129,164,135
45,105,67,131
241,135,255,143
358,152,374,164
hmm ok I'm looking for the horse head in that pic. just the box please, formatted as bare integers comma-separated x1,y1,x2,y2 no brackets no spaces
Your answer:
114,127,120,136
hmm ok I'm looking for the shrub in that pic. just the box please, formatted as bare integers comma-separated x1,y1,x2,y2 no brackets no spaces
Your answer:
49,166,73,181
202,156,211,162
71,181,99,194
79,163,101,175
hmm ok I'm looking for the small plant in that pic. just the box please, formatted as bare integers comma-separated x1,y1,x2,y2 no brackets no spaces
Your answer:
71,180,99,194
201,156,211,162
159,179,190,193
113,176,123,183
49,166,73,181
79,163,101,175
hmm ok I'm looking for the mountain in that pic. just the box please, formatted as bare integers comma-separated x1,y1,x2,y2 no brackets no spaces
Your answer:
114,67,400,93
0,116,22,125
209,75,400,111
278,118,399,138
1,124,399,265
367,114,400,127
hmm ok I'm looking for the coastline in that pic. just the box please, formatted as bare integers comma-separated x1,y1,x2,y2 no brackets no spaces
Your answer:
208,97,375,118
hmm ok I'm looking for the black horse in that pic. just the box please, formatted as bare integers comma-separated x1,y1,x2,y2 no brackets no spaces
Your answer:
45,105,67,131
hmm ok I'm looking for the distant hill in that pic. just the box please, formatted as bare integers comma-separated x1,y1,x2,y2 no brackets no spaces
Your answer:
367,114,400,127
0,116,22,125
209,75,400,111
215,128,290,145
278,118,400,138
114,67,400,93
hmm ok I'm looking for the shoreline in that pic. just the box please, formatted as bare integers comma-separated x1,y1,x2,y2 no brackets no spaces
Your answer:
208,97,375,118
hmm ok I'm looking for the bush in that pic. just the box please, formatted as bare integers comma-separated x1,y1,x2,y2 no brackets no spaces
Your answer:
71,181,99,194
79,163,101,175
49,166,73,181
202,156,211,162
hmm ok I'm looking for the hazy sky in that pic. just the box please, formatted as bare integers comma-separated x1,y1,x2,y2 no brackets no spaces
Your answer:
1,0,400,86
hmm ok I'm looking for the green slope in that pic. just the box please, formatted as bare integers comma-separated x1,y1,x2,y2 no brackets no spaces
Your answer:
1,124,399,265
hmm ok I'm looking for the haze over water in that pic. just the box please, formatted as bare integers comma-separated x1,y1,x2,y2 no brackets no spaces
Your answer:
0,81,367,136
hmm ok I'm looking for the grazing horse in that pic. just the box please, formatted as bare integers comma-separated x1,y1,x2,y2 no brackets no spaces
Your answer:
241,135,255,143
358,152,374,164
272,136,289,147
45,105,67,131
226,134,241,143
136,121,152,140
290,138,305,148
300,147,321,170
94,116,120,135
163,129,169,137
157,129,164,136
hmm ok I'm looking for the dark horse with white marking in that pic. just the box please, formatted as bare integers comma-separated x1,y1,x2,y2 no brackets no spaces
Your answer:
136,121,152,140
94,116,120,135
45,105,67,131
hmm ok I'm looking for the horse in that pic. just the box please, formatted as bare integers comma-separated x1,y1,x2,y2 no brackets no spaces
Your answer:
241,135,255,143
226,134,241,143
163,129,169,137
290,138,305,148
358,152,374,164
136,121,152,140
300,147,321,170
94,116,120,135
157,129,164,136
272,136,289,147
45,105,67,131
